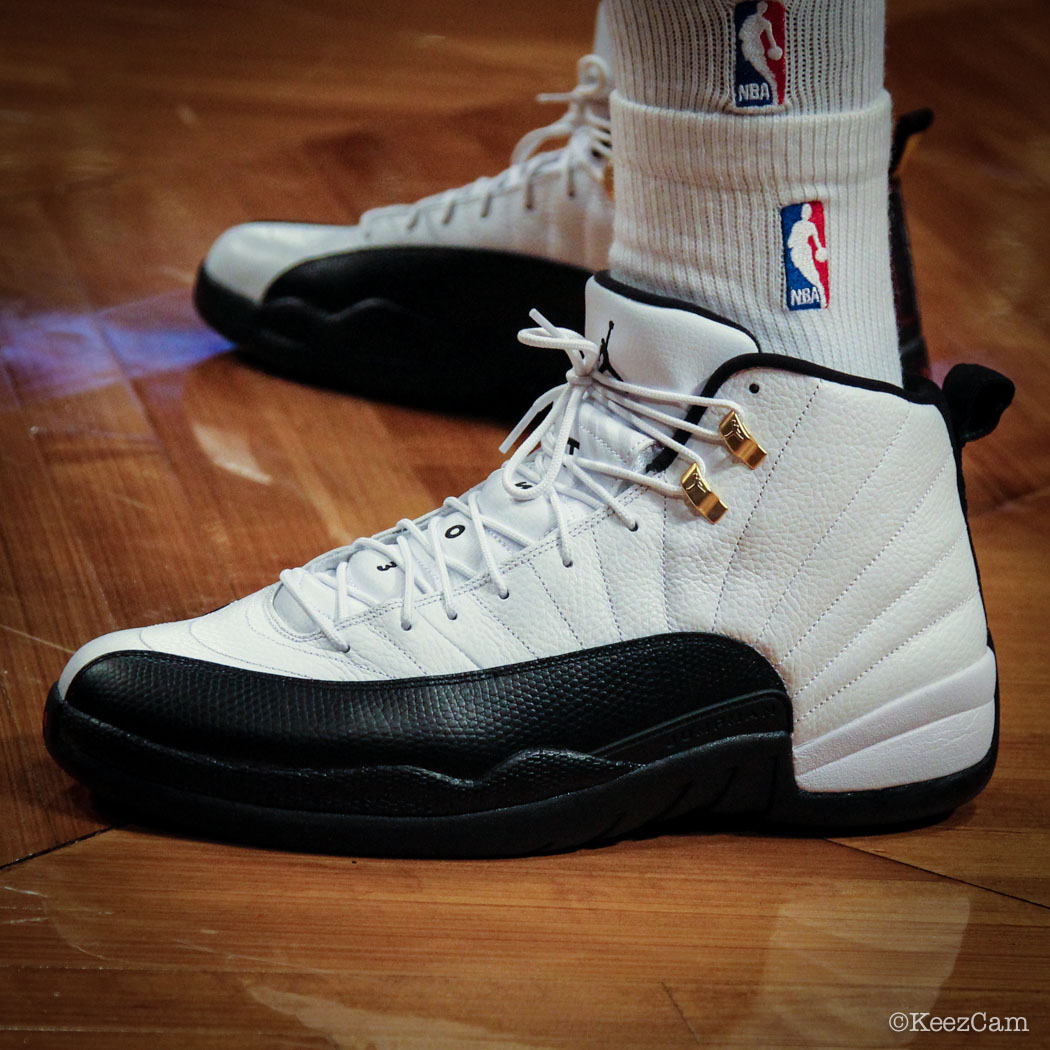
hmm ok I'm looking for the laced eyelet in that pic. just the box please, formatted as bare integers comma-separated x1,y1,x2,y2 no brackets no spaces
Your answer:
446,611,458,621
281,264,771,648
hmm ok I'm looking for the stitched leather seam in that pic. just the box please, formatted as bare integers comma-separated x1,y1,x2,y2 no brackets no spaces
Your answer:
343,652,395,681
464,590,538,658
794,526,969,698
529,559,584,647
333,521,568,635
593,530,624,641
754,408,911,644
185,603,344,679
253,603,356,673
712,382,820,628
783,452,954,662
261,587,329,646
661,497,672,632
363,619,430,677
797,587,983,727
577,418,630,465
419,608,490,672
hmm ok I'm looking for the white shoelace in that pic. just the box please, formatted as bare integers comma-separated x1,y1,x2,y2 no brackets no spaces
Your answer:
359,54,613,234
279,312,753,652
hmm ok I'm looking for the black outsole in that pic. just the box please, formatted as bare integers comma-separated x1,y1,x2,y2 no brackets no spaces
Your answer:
43,683,997,858
192,250,590,417
193,265,257,346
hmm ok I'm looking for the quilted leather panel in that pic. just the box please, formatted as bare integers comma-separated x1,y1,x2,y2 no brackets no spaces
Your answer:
689,368,988,746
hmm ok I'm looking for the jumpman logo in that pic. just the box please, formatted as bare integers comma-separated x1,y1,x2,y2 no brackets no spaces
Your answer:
597,320,622,379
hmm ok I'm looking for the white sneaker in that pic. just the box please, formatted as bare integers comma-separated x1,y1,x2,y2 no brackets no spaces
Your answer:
46,272,1012,856
194,19,614,411
193,0,935,414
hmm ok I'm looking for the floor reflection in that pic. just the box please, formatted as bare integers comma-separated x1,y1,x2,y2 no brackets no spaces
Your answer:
1,831,1010,1049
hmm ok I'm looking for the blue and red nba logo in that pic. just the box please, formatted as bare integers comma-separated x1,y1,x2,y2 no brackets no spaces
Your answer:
781,201,830,311
734,2,786,109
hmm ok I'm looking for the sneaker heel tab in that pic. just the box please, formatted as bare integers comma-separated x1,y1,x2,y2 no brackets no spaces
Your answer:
941,364,1015,445
890,108,935,178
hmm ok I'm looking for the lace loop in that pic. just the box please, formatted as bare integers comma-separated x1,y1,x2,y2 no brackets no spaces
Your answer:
510,54,612,165
280,310,757,650
360,55,612,238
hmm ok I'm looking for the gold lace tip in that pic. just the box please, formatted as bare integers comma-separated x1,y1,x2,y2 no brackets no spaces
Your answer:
602,161,614,200
681,463,727,523
719,409,766,469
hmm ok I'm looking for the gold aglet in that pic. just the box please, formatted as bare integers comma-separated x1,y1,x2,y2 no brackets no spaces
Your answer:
681,463,727,523
718,410,767,469
602,161,614,200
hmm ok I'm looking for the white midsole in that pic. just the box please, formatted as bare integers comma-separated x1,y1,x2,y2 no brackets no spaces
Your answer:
794,648,997,792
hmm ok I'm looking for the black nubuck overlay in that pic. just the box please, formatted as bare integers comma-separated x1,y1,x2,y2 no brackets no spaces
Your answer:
193,246,591,416
45,630,998,858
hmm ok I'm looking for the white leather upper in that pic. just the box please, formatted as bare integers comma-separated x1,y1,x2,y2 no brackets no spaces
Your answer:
206,69,617,308
204,22,617,303
204,222,365,303
203,151,614,303
62,278,991,779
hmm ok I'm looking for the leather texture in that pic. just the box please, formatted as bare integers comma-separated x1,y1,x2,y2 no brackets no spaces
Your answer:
54,704,642,816
63,634,785,777
58,277,994,791
584,272,760,391
202,161,613,303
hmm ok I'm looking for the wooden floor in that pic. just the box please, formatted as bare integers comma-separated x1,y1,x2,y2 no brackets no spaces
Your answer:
2,1,1049,1046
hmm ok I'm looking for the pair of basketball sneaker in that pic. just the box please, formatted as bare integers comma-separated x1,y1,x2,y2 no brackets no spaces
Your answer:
44,42,1013,857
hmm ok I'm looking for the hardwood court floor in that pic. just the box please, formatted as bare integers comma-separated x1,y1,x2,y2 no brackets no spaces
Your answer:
1,1,1048,1046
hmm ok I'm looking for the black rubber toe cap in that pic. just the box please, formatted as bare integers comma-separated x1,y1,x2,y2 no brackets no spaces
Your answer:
60,635,786,778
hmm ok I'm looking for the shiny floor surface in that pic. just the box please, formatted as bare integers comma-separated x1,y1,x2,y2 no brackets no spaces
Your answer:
2,1,1049,1047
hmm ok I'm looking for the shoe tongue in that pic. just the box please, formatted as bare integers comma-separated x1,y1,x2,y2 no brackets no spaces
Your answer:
592,2,616,81
584,275,760,395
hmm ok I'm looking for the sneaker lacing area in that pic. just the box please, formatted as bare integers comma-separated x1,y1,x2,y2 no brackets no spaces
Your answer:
359,54,613,236
278,311,757,652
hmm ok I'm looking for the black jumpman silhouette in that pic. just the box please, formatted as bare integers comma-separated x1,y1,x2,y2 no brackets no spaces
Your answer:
597,320,622,380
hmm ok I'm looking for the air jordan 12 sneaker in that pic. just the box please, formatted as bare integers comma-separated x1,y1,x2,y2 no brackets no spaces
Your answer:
195,97,935,414
194,12,615,413
46,272,1012,856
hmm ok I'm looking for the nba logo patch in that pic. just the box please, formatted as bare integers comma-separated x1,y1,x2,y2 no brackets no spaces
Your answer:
734,2,786,109
781,201,830,311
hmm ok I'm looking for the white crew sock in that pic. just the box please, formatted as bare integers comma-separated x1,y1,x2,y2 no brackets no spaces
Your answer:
605,0,900,385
